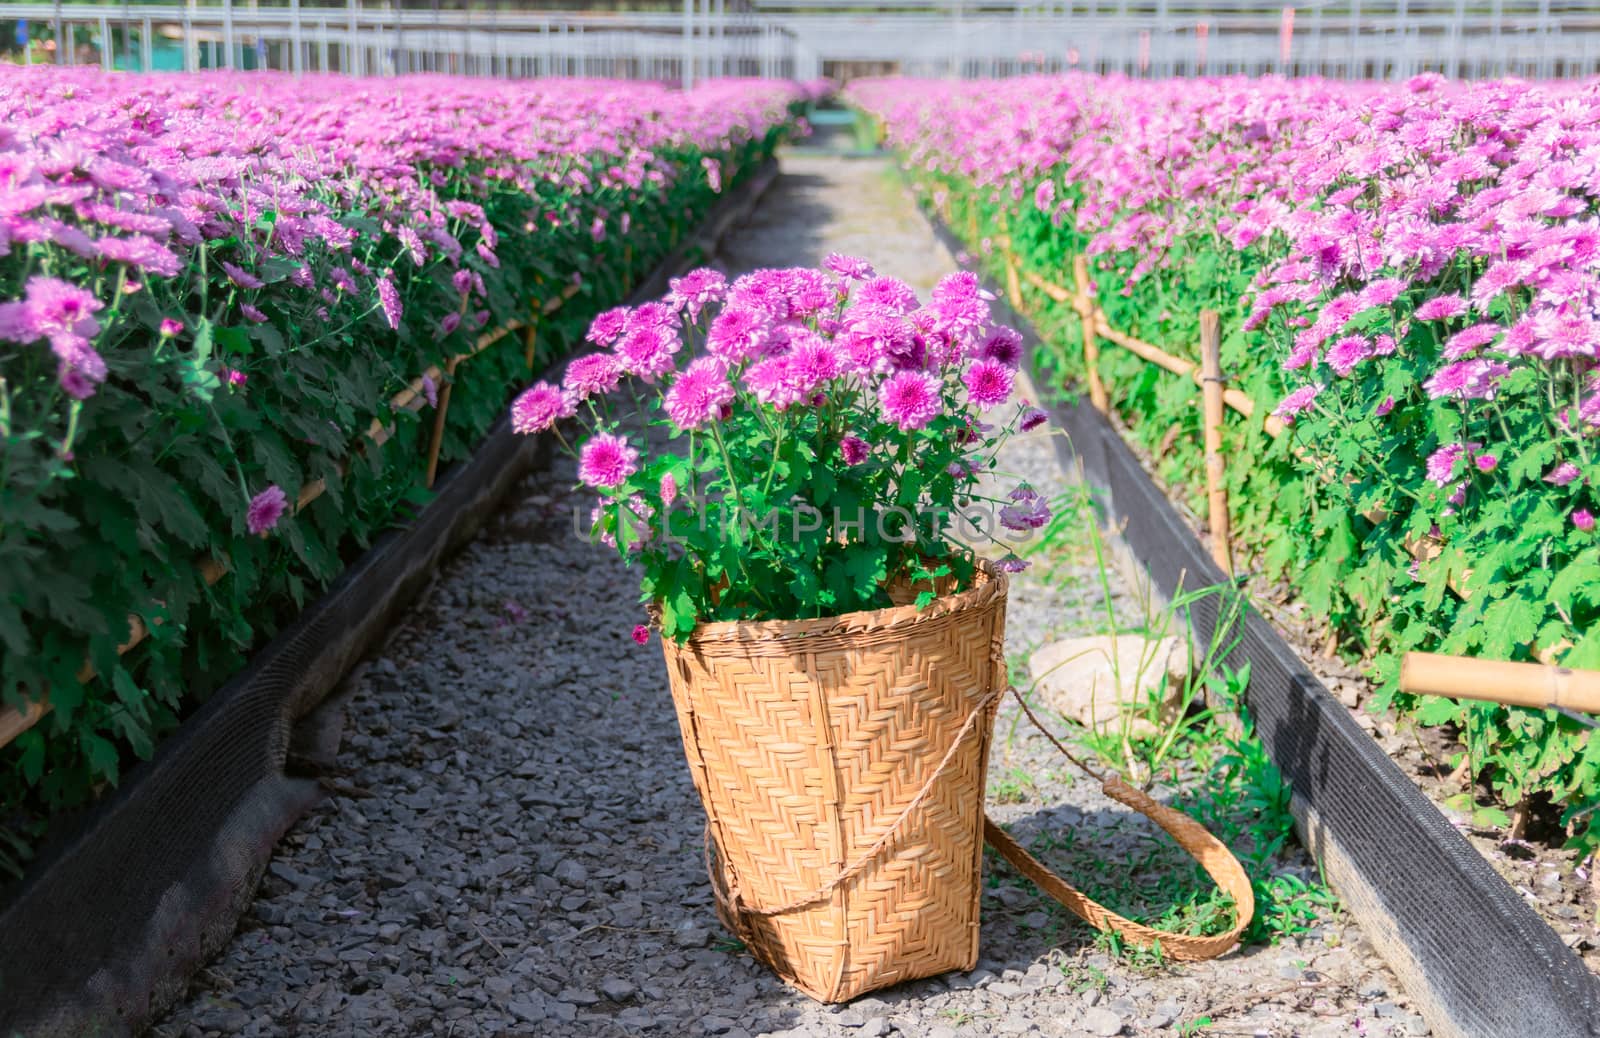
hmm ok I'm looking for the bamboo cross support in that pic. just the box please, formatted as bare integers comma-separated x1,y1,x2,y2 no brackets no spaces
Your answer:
1400,652,1600,716
1071,255,1109,414
1198,310,1233,577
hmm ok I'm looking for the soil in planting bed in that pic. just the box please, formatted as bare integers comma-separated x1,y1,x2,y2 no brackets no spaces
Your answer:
154,154,1417,1038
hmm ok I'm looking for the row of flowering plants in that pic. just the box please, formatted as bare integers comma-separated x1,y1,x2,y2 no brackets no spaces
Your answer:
848,72,1600,862
0,67,809,881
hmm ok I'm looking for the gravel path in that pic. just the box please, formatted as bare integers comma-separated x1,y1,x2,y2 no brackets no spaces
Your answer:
156,154,1419,1038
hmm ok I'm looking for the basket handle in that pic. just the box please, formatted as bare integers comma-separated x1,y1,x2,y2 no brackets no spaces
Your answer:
985,689,1256,962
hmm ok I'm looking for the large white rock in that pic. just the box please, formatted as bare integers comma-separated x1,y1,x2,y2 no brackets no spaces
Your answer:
1027,635,1188,738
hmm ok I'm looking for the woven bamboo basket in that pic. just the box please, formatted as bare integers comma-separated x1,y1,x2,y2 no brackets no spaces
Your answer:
660,562,1009,1003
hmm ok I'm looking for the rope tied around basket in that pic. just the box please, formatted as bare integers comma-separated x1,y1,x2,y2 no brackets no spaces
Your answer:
704,680,1255,964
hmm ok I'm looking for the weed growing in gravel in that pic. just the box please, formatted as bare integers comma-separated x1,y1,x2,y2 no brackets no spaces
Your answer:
999,477,1339,955
990,766,1039,805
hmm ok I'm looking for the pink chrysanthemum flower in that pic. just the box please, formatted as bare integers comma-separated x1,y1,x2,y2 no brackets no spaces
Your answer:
785,335,841,395
578,433,640,490
1442,323,1501,359
995,554,1030,574
20,276,102,348
825,253,875,281
631,624,650,645
706,307,770,364
841,312,916,374
511,381,574,434
1414,294,1467,321
1020,407,1049,432
377,274,402,330
247,485,288,535
616,324,681,384
668,268,728,320
1424,358,1509,400
1273,383,1324,422
1326,335,1372,377
999,484,1051,531
1575,509,1596,532
744,356,800,409
159,318,183,338
626,302,676,333
663,358,734,430
1546,462,1582,487
1425,442,1480,487
221,261,263,290
660,472,679,508
933,270,990,305
978,326,1024,367
856,275,919,314
586,307,629,347
963,359,1014,410
878,370,943,430
563,353,623,401
839,434,871,465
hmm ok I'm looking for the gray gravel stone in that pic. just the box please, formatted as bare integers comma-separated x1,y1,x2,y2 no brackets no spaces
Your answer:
1082,1007,1124,1036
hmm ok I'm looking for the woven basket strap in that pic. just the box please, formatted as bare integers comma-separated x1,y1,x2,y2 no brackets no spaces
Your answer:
707,686,1001,921
984,683,1256,961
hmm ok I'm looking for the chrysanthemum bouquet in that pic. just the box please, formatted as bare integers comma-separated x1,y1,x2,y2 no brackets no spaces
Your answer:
511,257,1050,638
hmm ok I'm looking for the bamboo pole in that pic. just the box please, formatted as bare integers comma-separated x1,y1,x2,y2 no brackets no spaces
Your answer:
1022,268,1071,304
425,356,459,489
1399,652,1600,716
1199,310,1233,577
1072,255,1109,414
999,213,1023,310
524,317,540,372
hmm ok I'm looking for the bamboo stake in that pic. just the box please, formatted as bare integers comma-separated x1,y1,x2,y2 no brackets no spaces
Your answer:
1072,256,1109,414
425,356,459,489
523,317,539,372
1199,310,1233,577
1399,652,1600,716
996,214,1023,310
